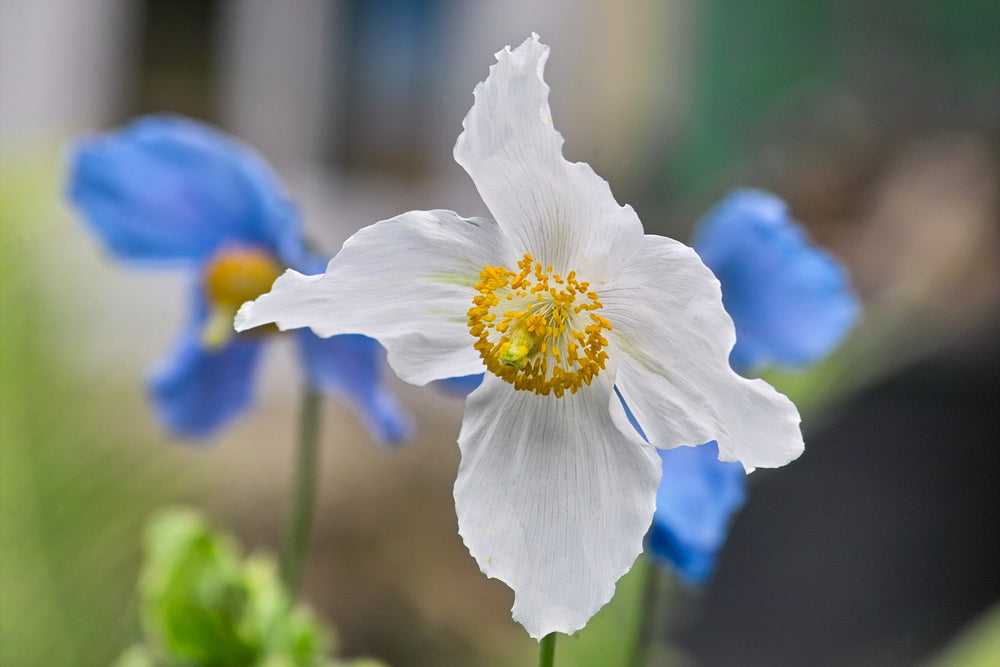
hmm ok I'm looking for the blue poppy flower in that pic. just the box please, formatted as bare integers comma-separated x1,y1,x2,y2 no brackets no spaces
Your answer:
68,115,412,442
649,189,859,583
649,443,746,584
692,189,860,372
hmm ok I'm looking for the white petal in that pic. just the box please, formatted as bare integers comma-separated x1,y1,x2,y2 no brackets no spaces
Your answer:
602,235,803,470
455,372,661,638
453,34,643,282
236,210,505,386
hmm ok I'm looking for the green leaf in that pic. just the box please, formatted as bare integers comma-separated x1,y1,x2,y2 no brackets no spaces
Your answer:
129,507,341,667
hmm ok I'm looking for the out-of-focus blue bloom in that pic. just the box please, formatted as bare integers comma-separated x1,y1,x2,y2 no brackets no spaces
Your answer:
649,189,859,583
649,443,746,584
69,115,412,442
692,189,860,372
433,374,484,396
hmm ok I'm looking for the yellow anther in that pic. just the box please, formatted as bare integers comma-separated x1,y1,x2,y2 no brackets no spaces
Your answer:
591,314,613,331
201,245,283,348
204,246,283,309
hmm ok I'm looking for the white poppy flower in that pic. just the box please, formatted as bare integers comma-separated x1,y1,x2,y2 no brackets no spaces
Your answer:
236,34,803,639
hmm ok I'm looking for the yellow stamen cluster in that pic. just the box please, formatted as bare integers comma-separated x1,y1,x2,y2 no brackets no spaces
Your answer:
468,254,611,397
201,246,283,348
204,246,284,309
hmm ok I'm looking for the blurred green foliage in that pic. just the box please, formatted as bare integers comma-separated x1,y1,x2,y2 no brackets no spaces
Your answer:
1,155,190,665
930,604,1000,667
115,507,378,667
666,0,1000,197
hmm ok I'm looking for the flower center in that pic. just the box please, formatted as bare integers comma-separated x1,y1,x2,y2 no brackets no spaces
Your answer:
201,246,283,348
468,254,610,397
204,246,284,309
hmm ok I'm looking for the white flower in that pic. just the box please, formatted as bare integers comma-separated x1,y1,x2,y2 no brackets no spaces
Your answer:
236,34,803,639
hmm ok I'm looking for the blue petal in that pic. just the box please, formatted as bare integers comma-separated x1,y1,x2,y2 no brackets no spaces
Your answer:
617,388,745,583
68,115,303,266
150,325,265,439
434,373,485,396
648,442,747,584
693,189,860,372
296,331,414,446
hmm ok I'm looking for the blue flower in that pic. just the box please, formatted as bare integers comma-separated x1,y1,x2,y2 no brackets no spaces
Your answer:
692,189,860,372
68,115,412,442
649,189,859,583
649,443,746,584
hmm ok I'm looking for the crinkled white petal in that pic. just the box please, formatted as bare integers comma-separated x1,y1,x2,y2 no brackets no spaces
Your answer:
236,210,504,386
455,371,661,638
454,33,643,283
602,235,803,470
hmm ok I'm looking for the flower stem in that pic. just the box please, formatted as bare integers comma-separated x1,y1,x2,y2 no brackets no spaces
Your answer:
280,386,321,597
629,558,657,667
539,632,557,667
630,558,675,667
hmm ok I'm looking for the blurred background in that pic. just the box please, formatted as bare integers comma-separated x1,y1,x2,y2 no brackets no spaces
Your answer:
1,1,998,665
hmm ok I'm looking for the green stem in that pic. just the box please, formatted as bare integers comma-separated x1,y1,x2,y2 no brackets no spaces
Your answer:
539,632,557,667
629,558,660,667
280,387,322,597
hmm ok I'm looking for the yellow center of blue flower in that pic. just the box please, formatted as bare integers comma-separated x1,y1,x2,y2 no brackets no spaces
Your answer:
468,254,610,397
201,247,283,348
